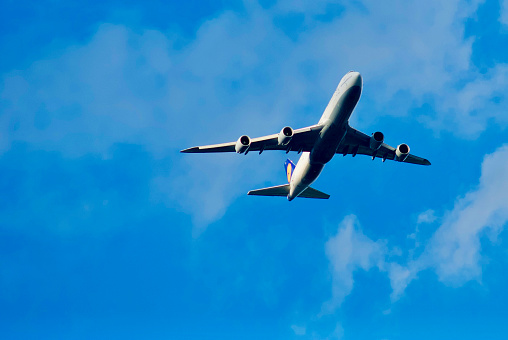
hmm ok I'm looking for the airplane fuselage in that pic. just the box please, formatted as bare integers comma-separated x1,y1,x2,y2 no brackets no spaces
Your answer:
288,72,363,200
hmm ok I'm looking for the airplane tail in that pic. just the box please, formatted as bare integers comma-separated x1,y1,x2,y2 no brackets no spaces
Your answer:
284,159,295,183
247,159,329,199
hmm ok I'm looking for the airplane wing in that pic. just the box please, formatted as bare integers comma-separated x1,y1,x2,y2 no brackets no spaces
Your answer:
336,126,431,165
181,125,323,154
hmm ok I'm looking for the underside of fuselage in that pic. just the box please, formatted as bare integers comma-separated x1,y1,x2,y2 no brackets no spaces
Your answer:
310,84,362,164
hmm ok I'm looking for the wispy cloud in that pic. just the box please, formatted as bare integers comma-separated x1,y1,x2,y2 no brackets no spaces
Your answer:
424,64,508,137
424,144,508,284
323,145,508,306
390,144,508,296
322,215,386,312
1,22,295,226
501,0,508,26
291,324,306,336
322,144,508,306
417,209,437,225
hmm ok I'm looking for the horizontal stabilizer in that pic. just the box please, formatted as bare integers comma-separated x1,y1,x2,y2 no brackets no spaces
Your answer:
247,184,330,199
247,184,290,197
298,187,330,199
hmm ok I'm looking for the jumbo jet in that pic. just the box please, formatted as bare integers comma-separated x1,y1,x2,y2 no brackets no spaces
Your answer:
181,71,431,200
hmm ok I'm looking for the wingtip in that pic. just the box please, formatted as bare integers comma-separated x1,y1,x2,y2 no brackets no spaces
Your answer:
180,147,199,153
424,159,431,166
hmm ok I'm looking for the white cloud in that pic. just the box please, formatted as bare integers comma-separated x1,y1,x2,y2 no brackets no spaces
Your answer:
388,262,415,301
426,64,508,137
387,144,508,298
308,323,345,340
328,323,344,340
1,24,175,156
291,324,306,336
323,215,416,306
323,215,386,312
424,144,508,284
501,0,508,26
1,21,295,226
322,145,508,305
417,209,437,224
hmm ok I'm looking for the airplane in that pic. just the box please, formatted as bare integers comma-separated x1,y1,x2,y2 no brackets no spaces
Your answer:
181,71,431,201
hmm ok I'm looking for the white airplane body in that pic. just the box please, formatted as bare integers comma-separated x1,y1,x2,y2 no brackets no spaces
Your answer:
182,72,430,200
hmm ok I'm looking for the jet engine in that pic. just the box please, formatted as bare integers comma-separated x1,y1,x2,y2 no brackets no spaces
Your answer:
395,143,410,161
278,126,294,146
369,131,384,150
235,135,251,154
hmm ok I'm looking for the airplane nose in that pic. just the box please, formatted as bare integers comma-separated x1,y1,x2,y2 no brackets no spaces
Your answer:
350,72,362,87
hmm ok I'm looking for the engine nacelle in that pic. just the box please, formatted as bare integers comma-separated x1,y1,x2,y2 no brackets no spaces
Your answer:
278,126,294,146
369,131,384,150
235,135,251,154
395,143,410,161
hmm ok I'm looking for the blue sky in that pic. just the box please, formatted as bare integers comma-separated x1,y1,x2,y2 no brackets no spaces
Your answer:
1,0,508,338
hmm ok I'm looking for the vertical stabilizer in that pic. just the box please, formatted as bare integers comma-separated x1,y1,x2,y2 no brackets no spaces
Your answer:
284,159,295,183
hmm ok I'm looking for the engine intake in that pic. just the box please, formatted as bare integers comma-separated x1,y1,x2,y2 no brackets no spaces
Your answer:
235,135,251,154
395,143,410,161
369,131,384,150
278,126,294,146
